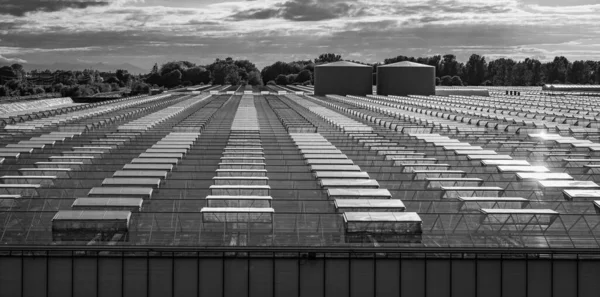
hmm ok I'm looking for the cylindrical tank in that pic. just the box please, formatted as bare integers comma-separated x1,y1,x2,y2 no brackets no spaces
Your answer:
376,61,435,96
314,61,373,96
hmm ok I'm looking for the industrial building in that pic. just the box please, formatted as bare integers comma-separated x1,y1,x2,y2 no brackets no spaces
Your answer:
377,61,436,96
0,84,599,296
313,61,373,96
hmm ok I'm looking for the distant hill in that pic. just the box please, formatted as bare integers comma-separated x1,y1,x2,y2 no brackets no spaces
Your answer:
3,62,149,74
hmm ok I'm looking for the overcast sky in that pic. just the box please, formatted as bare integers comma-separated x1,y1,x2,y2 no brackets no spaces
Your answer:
1,0,599,70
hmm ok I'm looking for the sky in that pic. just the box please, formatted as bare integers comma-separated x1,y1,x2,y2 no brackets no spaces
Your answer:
1,0,600,71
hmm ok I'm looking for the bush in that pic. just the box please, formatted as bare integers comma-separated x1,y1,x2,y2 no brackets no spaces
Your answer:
275,74,288,85
440,75,452,86
110,83,120,92
130,82,151,95
295,70,312,84
435,77,441,86
182,81,192,86
60,85,96,97
52,83,64,93
286,74,297,84
267,80,276,86
34,87,45,94
450,76,463,86
0,86,7,96
21,86,35,96
94,83,111,93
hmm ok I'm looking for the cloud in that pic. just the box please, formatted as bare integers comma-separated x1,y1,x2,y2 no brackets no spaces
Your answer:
527,4,600,14
1,0,600,69
0,46,101,55
0,0,113,16
0,54,26,64
230,0,362,21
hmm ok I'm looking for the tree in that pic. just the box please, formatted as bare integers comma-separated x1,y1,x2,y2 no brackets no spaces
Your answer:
512,62,532,86
384,55,414,64
465,54,487,86
116,69,131,87
275,74,288,85
314,53,342,64
487,58,516,86
224,68,241,85
5,79,23,92
0,66,16,84
163,70,182,88
440,54,460,77
295,70,312,83
159,61,194,76
212,63,240,85
183,67,211,85
237,68,248,82
106,76,120,85
10,64,25,81
260,61,301,84
569,60,592,84
523,58,543,86
546,56,570,83
145,73,162,86
234,60,259,76
247,70,262,86
151,63,159,74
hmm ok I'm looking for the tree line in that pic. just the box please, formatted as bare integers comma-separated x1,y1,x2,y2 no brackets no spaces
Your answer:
0,64,148,97
380,54,599,86
144,58,261,88
259,53,600,87
2,53,599,99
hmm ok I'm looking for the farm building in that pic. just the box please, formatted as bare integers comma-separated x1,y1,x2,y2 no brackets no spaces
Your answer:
314,61,372,96
376,61,435,96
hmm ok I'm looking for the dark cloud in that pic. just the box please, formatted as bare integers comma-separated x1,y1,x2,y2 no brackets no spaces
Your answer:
230,0,360,22
229,0,512,22
231,8,279,20
387,0,512,16
0,20,28,30
0,0,109,16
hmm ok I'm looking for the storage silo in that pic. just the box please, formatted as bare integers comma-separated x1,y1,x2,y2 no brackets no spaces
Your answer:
377,61,435,96
314,61,373,96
